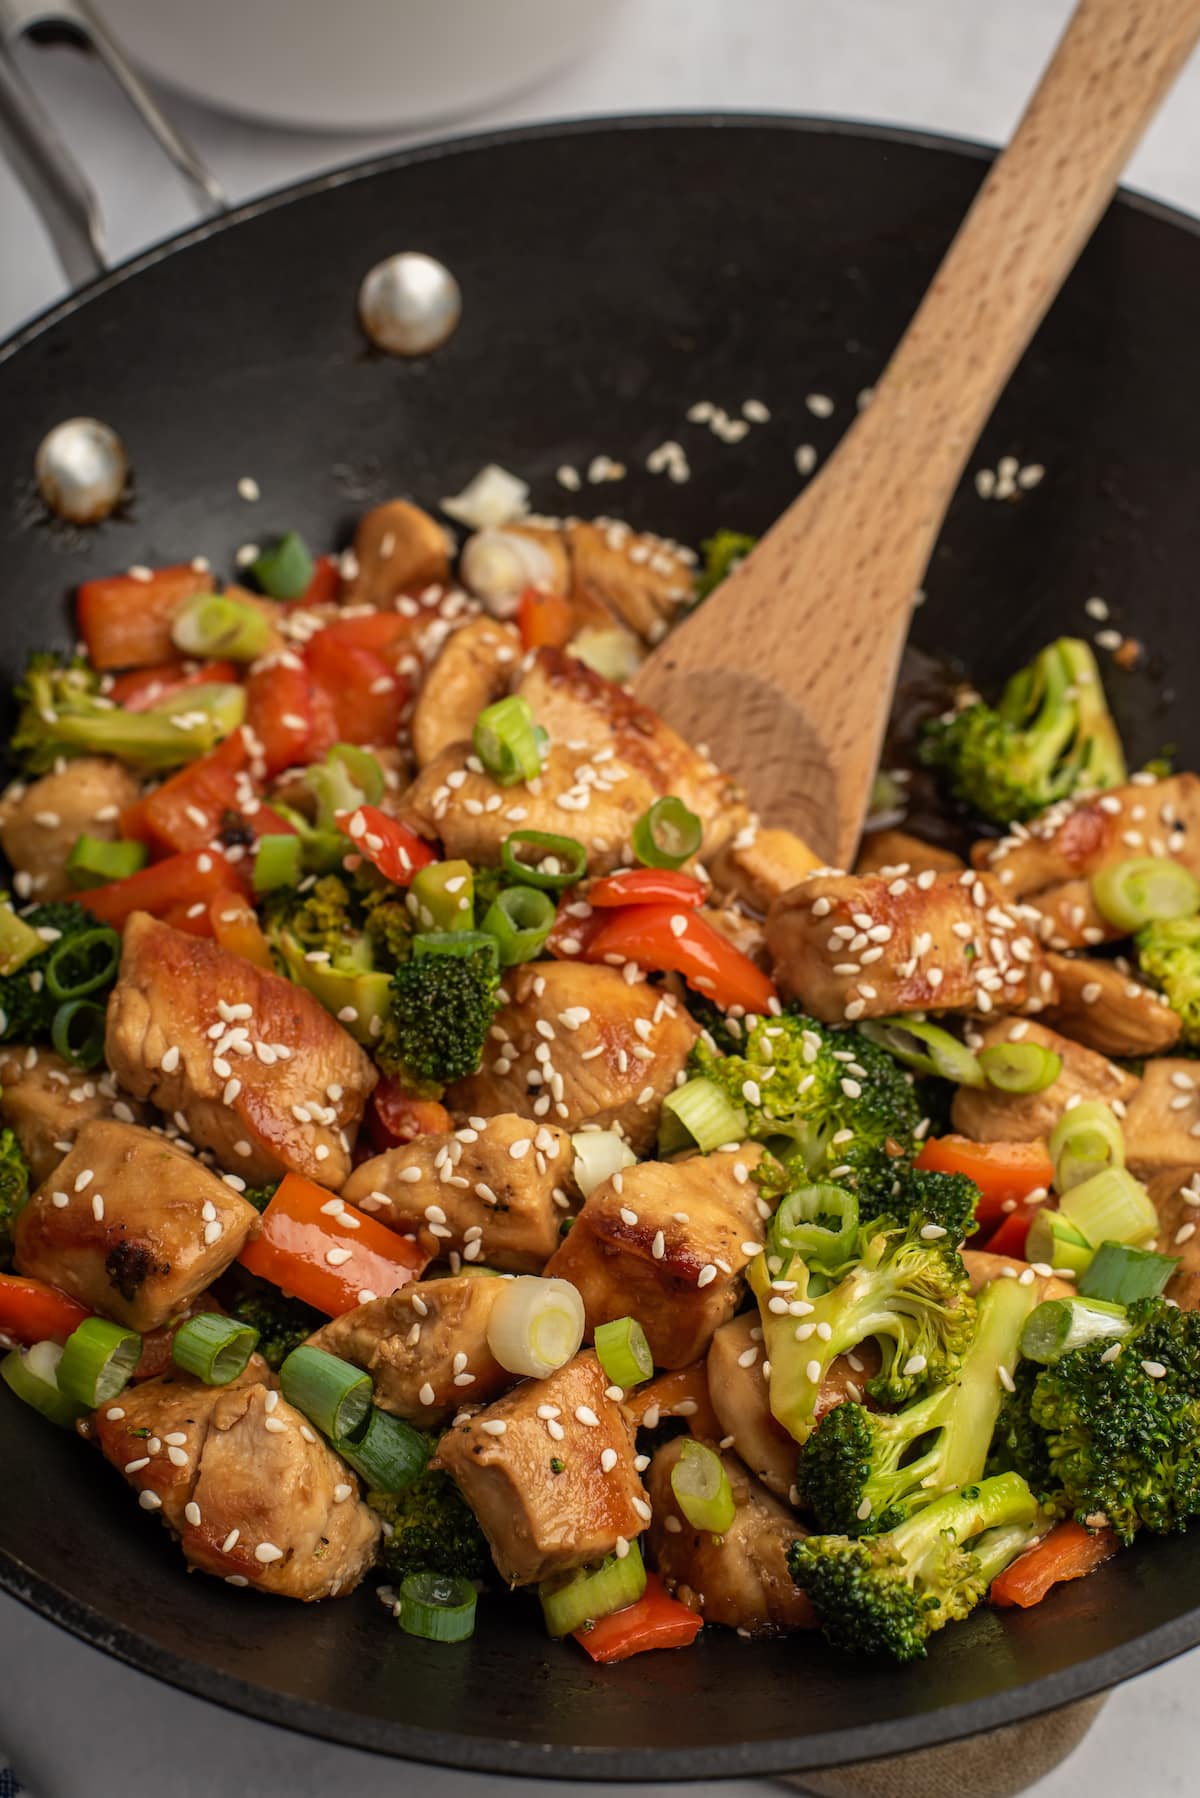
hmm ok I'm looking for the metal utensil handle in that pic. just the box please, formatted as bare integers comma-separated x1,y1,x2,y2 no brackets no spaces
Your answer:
0,0,225,285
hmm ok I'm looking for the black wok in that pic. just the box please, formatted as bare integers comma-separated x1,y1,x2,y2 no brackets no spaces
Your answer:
1,114,1200,1783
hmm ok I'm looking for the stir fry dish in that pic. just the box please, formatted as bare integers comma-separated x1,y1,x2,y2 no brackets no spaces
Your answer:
4,496,1200,1665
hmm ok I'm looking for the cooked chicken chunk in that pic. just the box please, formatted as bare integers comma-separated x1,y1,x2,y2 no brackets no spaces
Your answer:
342,1113,574,1272
1042,953,1181,1058
855,829,965,879
1021,879,1122,953
709,827,825,912
707,1313,800,1499
766,870,1054,1022
565,520,694,644
434,1351,646,1585
342,499,451,608
545,1149,766,1368
448,962,699,1155
14,1119,259,1331
410,616,522,769
961,1251,1074,1301
105,912,376,1187
0,758,140,901
1124,1061,1200,1181
0,1046,139,1184
1143,1169,1200,1309
93,1362,380,1600
307,1276,514,1425
972,775,1200,902
646,1438,812,1636
703,899,769,968
952,1019,1137,1144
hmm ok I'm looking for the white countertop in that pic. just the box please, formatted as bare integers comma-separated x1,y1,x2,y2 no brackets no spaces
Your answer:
2,2,1200,1793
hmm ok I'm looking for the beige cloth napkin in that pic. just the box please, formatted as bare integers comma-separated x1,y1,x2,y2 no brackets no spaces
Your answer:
783,1694,1106,1798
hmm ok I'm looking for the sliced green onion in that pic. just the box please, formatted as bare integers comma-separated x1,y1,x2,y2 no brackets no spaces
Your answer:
480,886,555,965
569,625,641,684
1049,1101,1125,1194
412,929,499,968
44,926,121,1001
499,830,587,891
858,1017,985,1087
56,1316,141,1406
171,592,272,663
1020,1296,1133,1364
252,833,302,896
571,1129,637,1199
1024,1209,1094,1276
335,1407,429,1492
410,860,476,934
251,531,315,601
1092,856,1200,933
1,1340,84,1429
398,1570,477,1642
51,999,106,1069
539,1542,647,1637
632,796,703,870
1059,1167,1158,1252
473,695,543,786
327,744,384,806
66,835,148,890
280,1344,372,1440
670,1439,736,1534
979,1041,1062,1095
272,803,346,875
1078,1241,1180,1305
485,1275,584,1378
0,902,47,976
172,1313,259,1386
659,1076,748,1155
305,758,367,832
594,1316,653,1389
772,1183,859,1271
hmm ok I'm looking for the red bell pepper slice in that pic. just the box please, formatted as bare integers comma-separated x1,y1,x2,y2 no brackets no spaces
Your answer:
983,1199,1049,1258
0,1273,91,1346
366,1078,452,1153
582,902,778,1014
312,611,412,655
108,658,238,712
80,847,244,929
286,554,342,611
305,631,407,747
209,891,276,969
237,1172,429,1316
337,805,435,886
588,869,707,909
916,1136,1054,1233
121,732,297,857
160,897,218,937
573,1575,703,1663
244,659,313,777
517,587,573,651
77,563,212,671
990,1521,1119,1609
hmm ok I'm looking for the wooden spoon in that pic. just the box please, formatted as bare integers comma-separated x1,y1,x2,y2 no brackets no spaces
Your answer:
632,0,1200,871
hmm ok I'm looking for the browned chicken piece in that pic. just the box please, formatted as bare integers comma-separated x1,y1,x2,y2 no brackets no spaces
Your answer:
435,1351,647,1585
855,829,965,879
962,1250,1073,1300
403,741,659,876
459,522,576,621
972,774,1200,902
545,1148,766,1369
766,869,1054,1023
0,759,141,901
341,499,451,608
646,1438,813,1636
516,649,749,859
706,1313,800,1500
343,1114,575,1273
410,616,523,769
307,1275,514,1425
565,519,695,644
702,900,769,968
1022,879,1122,953
0,1047,140,1184
1143,1169,1200,1308
105,912,376,1187
92,1361,380,1600
1042,953,1181,1058
14,1120,258,1331
709,826,825,912
448,962,699,1156
952,1018,1137,1145
1123,1060,1200,1181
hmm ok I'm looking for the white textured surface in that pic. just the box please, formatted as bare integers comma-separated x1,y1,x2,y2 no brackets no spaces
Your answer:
2,1,1200,1792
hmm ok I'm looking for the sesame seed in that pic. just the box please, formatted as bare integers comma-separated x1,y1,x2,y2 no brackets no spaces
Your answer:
138,1490,162,1511
805,1359,822,1383
697,1264,718,1288
254,1542,284,1563
124,1456,150,1473
575,1405,600,1427
419,1383,436,1406
998,1365,1016,1393
1141,1360,1167,1379
325,1246,353,1266
903,1354,928,1377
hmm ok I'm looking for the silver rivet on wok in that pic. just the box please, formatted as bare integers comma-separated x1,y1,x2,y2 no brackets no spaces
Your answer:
358,253,462,357
35,417,128,524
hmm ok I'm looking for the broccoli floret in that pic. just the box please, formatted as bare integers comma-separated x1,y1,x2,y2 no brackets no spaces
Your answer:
370,1458,491,1584
221,1281,323,1370
693,1009,921,1210
1135,916,1200,1048
263,876,394,1045
11,653,244,775
695,529,757,601
986,1359,1064,1511
919,638,1126,826
0,900,120,1046
789,1471,1042,1661
799,1273,1037,1534
361,889,414,968
861,1163,980,1238
1027,1297,1200,1543
750,1204,976,1444
375,939,500,1098
240,1182,279,1214
0,1128,31,1269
